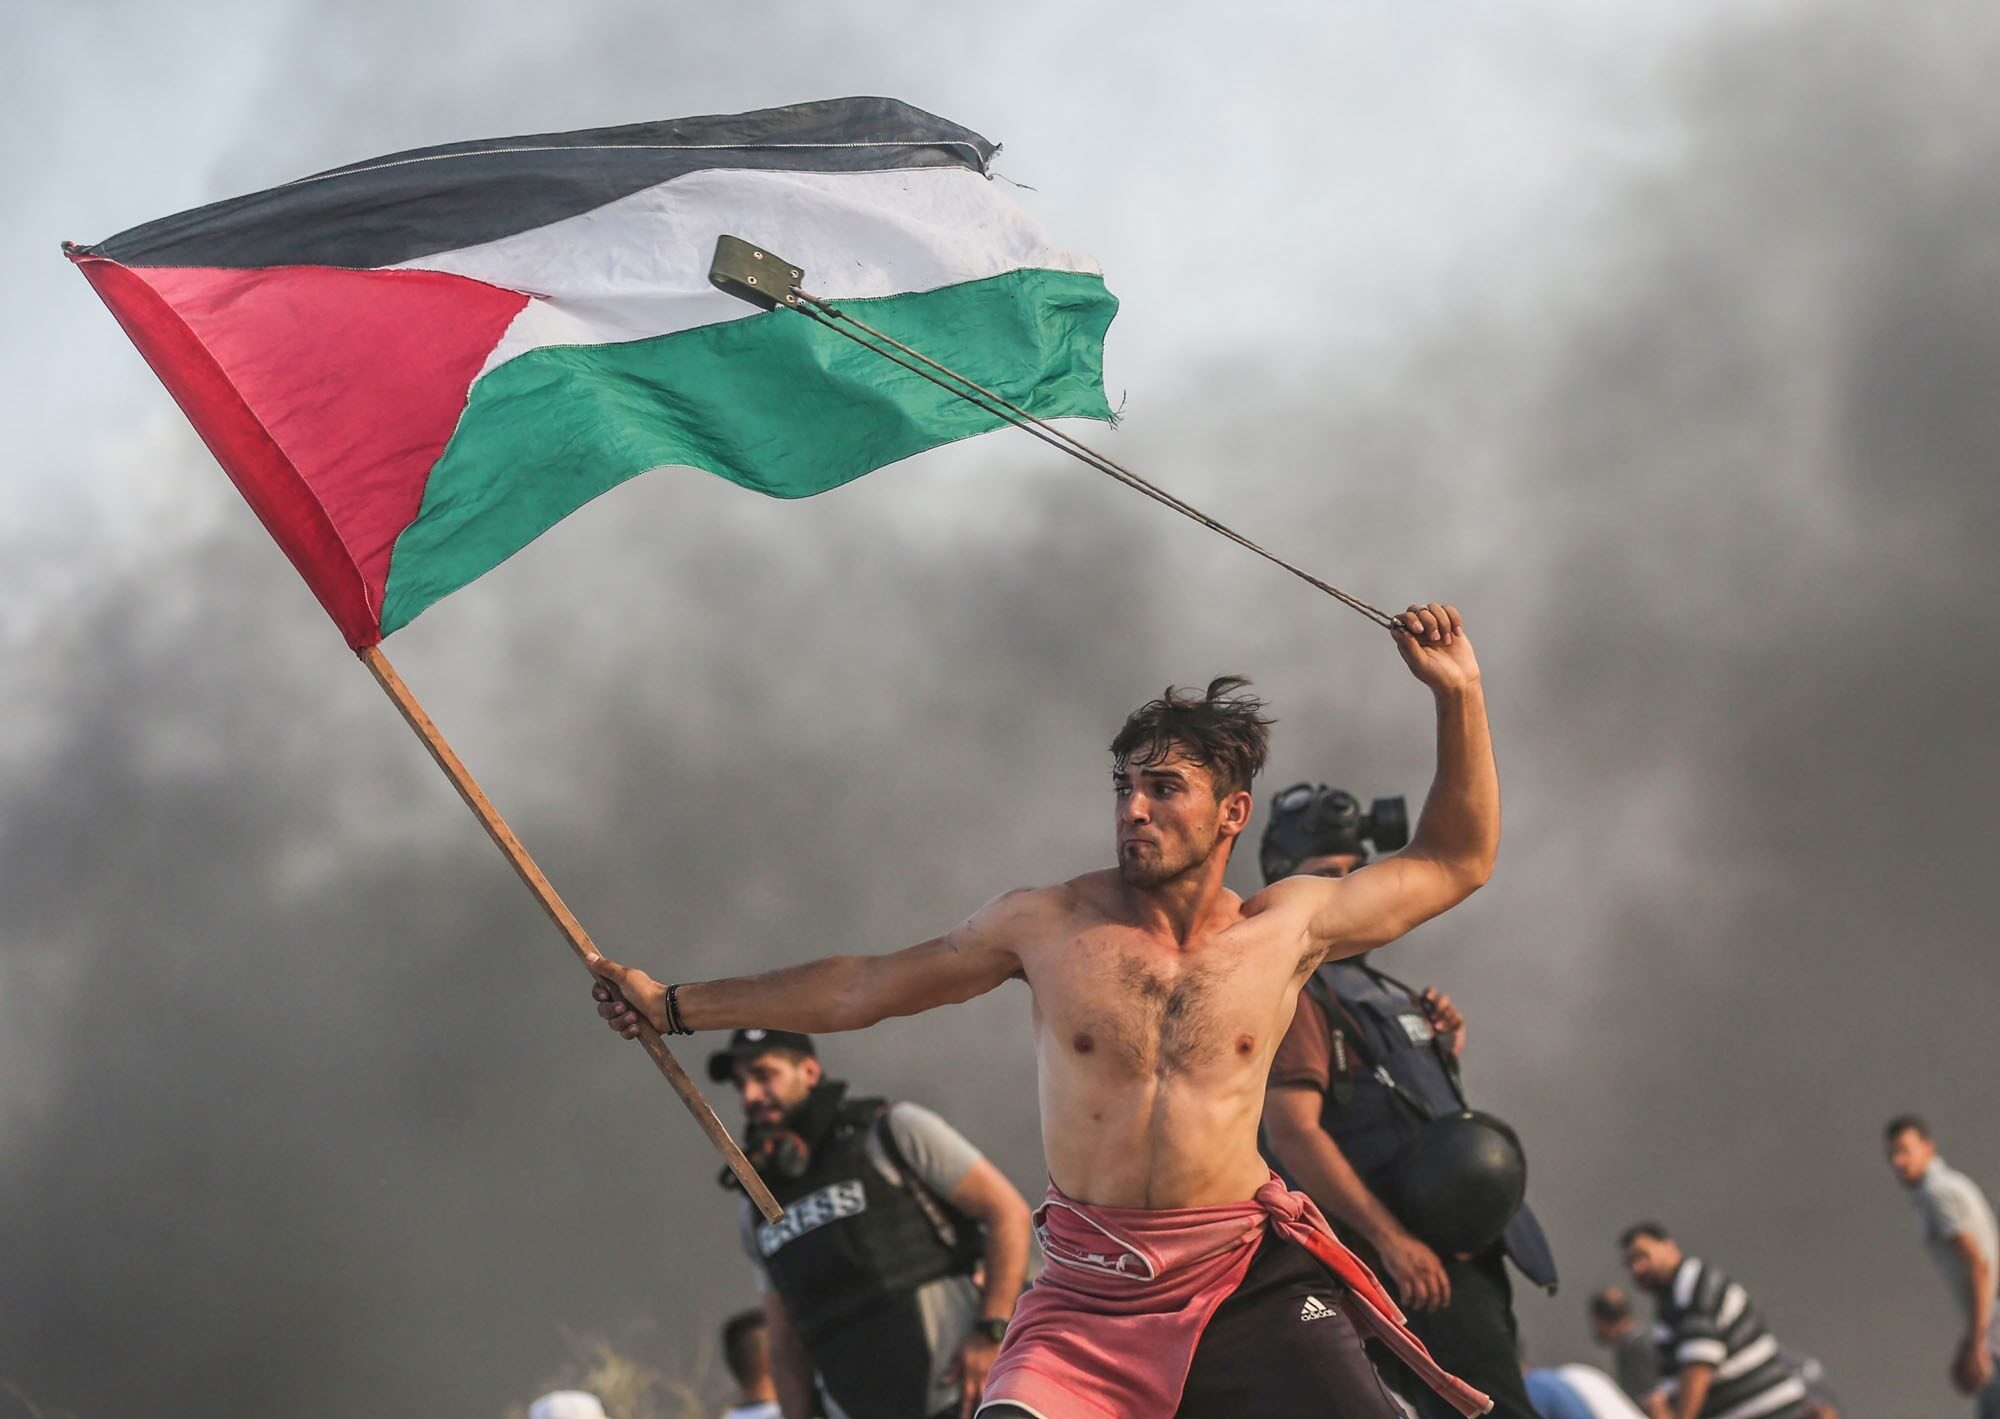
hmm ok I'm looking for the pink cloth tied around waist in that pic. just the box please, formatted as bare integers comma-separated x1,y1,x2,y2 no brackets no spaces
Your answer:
979,1173,1491,1419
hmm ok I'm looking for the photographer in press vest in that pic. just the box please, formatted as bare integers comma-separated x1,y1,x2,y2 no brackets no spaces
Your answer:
710,1029,1031,1419
1259,783,1557,1419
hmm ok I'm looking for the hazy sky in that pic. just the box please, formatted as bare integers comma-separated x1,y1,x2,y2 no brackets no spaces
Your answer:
6,2,1999,1415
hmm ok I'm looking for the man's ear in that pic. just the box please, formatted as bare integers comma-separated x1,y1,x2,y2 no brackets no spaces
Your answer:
1216,788,1254,840
800,1056,823,1087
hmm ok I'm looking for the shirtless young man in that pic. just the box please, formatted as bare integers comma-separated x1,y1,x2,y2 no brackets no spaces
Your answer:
590,602,1498,1419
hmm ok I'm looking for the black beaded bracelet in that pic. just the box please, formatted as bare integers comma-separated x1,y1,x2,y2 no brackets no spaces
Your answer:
662,983,692,1036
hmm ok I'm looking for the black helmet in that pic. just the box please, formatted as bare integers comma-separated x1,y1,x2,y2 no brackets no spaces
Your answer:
1390,1110,1527,1256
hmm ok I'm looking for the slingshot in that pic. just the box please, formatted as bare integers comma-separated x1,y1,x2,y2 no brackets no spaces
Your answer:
709,235,1402,632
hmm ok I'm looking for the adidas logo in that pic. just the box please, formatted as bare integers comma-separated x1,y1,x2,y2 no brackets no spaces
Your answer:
1298,1294,1338,1322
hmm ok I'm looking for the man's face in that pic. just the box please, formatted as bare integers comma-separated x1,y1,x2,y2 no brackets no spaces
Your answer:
1113,746,1248,888
1622,1234,1682,1292
1296,851,1367,879
730,1051,821,1129
1887,1126,1935,1186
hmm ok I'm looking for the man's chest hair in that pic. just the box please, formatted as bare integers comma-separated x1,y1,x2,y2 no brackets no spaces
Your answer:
1036,924,1290,1072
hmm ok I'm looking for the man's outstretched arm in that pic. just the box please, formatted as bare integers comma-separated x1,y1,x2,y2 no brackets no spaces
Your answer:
588,889,1034,1037
1299,602,1499,958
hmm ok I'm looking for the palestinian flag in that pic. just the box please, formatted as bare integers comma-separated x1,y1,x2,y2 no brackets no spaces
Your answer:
67,97,1117,648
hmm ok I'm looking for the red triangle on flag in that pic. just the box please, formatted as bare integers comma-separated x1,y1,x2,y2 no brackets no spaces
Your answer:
74,255,528,648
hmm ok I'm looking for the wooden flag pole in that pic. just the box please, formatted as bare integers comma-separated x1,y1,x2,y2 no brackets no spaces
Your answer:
358,644,784,1222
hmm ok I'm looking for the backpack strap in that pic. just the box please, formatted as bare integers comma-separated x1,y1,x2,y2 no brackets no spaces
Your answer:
1304,967,1442,1123
1302,969,1362,1114
1355,961,1471,1111
864,1104,981,1268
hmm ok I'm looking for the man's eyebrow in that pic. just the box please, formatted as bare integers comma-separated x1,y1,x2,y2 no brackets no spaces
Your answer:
1112,761,1194,784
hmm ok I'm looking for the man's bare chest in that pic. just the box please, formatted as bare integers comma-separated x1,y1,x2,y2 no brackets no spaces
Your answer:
1029,922,1303,1076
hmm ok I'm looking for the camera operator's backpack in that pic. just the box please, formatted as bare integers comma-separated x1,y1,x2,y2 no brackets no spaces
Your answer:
1302,967,1527,1256
863,1103,985,1273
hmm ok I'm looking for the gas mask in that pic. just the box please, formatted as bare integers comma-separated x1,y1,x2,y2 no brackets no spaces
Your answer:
1260,783,1408,883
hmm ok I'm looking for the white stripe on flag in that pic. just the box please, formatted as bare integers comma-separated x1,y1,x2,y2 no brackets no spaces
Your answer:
393,165,1102,379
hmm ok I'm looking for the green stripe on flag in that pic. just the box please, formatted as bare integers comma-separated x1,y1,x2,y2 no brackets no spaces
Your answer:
379,267,1117,636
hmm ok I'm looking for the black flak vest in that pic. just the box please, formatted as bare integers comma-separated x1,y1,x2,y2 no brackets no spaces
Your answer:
752,1094,982,1350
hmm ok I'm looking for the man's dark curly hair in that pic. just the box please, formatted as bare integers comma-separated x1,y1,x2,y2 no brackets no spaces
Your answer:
1109,675,1274,799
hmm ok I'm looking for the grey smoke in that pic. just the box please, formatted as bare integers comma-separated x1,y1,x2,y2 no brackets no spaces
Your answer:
5,2,2000,1415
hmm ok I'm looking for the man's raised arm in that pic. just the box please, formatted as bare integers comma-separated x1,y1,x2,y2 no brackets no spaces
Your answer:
587,889,1035,1039
1302,602,1500,958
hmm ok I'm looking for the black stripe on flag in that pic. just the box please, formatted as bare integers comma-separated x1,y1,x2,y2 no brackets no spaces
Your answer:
81,97,996,271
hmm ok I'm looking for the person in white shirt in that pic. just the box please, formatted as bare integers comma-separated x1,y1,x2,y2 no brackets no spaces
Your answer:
719,1307,783,1419
1886,1115,2000,1416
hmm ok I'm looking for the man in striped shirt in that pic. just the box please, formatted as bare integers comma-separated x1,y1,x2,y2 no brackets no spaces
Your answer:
1617,1223,1815,1419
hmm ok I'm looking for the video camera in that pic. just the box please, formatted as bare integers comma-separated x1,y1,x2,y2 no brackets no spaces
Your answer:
1259,783,1409,882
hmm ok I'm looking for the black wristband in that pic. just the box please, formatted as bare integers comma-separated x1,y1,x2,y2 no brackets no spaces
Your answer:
662,983,692,1036
972,1317,1008,1345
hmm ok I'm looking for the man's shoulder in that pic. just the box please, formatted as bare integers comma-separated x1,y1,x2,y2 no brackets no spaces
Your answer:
953,881,1083,952
977,876,1098,924
1665,1256,1725,1313
1924,1158,1988,1201
1918,1161,1992,1224
1052,868,1120,906
1235,877,1336,953
883,1098,971,1149
996,871,1125,932
881,1099,986,1193
1243,873,1335,914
